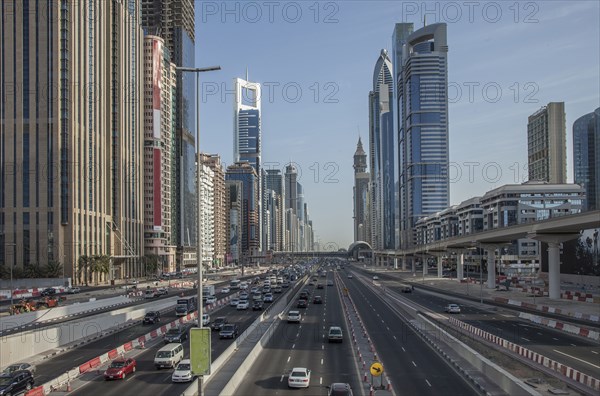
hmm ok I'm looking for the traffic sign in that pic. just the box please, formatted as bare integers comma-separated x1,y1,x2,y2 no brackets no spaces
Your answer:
370,362,383,377
190,327,211,376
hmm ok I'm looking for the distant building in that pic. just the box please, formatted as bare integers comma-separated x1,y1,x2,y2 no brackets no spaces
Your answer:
527,102,567,184
353,138,370,242
143,36,177,273
200,154,227,268
225,180,243,266
573,108,600,210
198,161,215,269
393,23,450,250
265,169,285,251
226,162,260,261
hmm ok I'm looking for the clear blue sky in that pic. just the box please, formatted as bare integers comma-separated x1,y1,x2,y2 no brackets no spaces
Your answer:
195,1,600,250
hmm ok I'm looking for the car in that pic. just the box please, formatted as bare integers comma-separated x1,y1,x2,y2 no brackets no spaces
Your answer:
347,274,353,279
288,367,311,388
164,327,188,343
372,275,379,280
201,313,210,326
156,288,168,296
171,359,194,383
327,280,334,286
0,370,35,394
40,288,56,297
229,298,239,307
444,304,461,314
297,299,308,308
302,288,311,296
317,283,324,289
204,296,217,305
2,363,36,376
239,292,249,300
313,296,323,304
252,300,264,310
219,324,239,339
287,310,301,323
299,291,309,300
263,293,274,302
250,287,259,294
143,311,161,324
328,326,343,343
328,382,353,396
220,287,230,294
145,290,157,299
211,317,228,331
104,358,136,380
236,300,249,310
66,286,80,294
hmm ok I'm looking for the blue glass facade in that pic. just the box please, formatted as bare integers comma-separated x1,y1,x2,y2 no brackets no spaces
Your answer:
238,109,261,174
226,165,260,255
573,108,600,211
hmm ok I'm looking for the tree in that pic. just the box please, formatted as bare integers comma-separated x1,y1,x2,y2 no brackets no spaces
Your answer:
91,255,110,285
77,255,92,286
143,254,160,277
23,263,44,279
44,261,63,278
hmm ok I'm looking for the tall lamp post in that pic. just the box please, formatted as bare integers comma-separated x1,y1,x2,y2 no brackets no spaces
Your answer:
176,65,221,396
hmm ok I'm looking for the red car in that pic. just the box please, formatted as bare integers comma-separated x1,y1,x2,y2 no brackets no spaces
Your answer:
104,358,136,380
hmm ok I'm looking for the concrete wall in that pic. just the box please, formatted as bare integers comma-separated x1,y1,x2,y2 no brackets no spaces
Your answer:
0,297,179,367
0,278,71,289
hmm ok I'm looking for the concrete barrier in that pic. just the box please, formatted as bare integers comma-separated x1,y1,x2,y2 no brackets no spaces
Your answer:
0,296,180,368
519,312,600,341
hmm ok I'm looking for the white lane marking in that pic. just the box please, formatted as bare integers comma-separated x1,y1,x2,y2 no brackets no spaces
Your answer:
553,349,600,369
500,314,513,318
393,335,397,340
163,373,172,382
522,337,530,342
321,359,324,365
387,326,390,331
571,344,577,347
287,356,291,363
280,375,284,382
552,338,559,341
401,347,406,352
412,361,417,367
320,377,323,385
537,332,543,336
292,344,295,349
322,345,324,350
426,379,432,387
591,351,599,355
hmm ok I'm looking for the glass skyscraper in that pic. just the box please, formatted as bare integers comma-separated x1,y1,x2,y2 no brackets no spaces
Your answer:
573,108,600,210
392,23,449,249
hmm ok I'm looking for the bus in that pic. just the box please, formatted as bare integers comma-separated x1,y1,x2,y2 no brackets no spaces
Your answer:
175,296,197,317
229,279,241,290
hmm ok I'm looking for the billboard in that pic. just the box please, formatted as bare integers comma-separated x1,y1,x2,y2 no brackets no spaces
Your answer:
190,327,211,376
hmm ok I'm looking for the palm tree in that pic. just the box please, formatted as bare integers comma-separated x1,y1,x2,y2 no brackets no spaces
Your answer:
44,261,63,278
77,255,91,286
23,263,44,278
92,255,110,285
143,254,160,278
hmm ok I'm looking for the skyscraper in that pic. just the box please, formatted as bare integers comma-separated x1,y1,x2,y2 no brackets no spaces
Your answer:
141,0,197,268
265,169,285,251
353,138,370,242
369,49,395,251
143,36,177,273
573,108,600,210
528,102,567,184
393,23,450,250
0,0,145,282
285,164,299,251
234,77,262,252
200,154,227,267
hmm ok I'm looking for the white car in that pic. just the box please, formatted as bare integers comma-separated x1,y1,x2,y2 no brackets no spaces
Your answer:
372,275,379,280
220,287,230,294
263,293,274,302
202,313,210,326
287,310,301,323
66,286,80,294
204,296,217,305
171,359,193,383
288,367,311,388
236,300,249,310
229,298,239,307
445,304,461,314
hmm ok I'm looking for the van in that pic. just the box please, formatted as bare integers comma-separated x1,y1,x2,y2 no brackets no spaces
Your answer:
154,343,184,369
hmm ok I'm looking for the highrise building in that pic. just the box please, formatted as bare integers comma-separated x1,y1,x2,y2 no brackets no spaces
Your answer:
573,108,600,210
0,1,145,282
198,160,215,268
265,169,285,251
368,49,394,251
527,102,567,184
284,164,299,251
200,154,227,267
143,36,177,273
225,162,260,262
353,138,370,242
393,23,449,250
141,0,197,269
234,77,262,253
225,180,243,266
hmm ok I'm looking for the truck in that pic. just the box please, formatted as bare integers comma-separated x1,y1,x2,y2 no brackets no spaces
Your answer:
202,285,215,299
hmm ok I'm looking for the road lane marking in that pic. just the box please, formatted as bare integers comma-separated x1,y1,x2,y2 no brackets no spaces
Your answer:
402,347,405,352
292,344,295,349
280,375,284,382
322,345,324,350
287,356,291,363
522,338,530,341
553,349,600,369
393,335,397,340
571,344,576,347
552,338,559,341
537,332,543,336
412,361,417,367
321,359,323,365
320,377,323,385
591,351,598,355
426,379,432,387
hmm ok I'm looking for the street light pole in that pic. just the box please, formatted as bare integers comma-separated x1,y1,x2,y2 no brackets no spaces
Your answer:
176,65,221,396
479,245,484,304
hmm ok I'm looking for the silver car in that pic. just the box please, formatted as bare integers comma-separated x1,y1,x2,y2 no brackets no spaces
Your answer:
2,362,36,376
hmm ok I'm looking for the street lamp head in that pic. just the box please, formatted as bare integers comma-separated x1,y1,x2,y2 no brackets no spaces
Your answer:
176,66,221,73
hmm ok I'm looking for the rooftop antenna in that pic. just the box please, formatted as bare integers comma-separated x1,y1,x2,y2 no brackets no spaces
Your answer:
424,15,426,27
246,67,249,81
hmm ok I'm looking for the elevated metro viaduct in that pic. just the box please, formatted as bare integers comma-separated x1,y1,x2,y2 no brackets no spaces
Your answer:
373,210,600,300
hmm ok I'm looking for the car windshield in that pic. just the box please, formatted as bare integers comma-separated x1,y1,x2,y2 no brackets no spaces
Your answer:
291,371,306,377
110,361,126,368
157,351,171,358
222,325,234,331
330,329,342,335
215,318,225,323
176,363,190,371
146,313,156,317
167,329,180,335
3,365,19,374
0,377,12,385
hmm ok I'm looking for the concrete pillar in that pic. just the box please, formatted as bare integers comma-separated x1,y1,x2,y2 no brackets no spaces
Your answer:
402,257,407,271
457,253,464,280
437,255,443,278
394,257,398,269
411,257,415,273
487,249,496,289
548,242,560,300
422,258,427,277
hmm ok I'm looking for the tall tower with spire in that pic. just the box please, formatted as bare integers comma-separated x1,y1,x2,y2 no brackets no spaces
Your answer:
353,138,370,242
